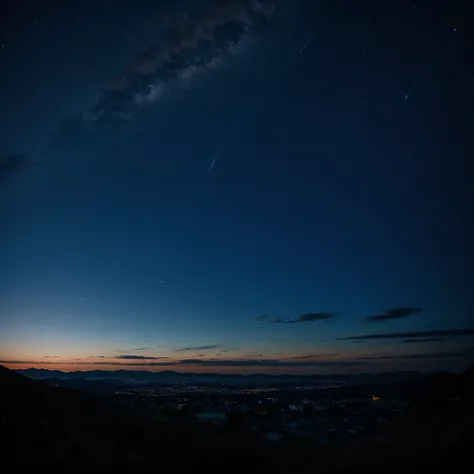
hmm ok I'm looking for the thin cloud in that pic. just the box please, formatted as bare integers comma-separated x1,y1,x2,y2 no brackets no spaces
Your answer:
291,353,339,360
0,359,172,367
268,313,335,324
364,306,425,322
95,356,105,359
114,355,168,360
255,315,267,321
133,347,149,351
178,358,368,367
0,360,66,365
176,344,221,352
338,328,474,341
402,338,445,343
1,357,369,368
291,355,321,360
358,351,468,360
43,355,61,359
289,313,335,323
268,318,284,324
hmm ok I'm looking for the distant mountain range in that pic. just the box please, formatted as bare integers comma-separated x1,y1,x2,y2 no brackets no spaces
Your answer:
17,367,424,385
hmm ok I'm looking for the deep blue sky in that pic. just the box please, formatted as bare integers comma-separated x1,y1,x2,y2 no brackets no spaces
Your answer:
1,0,472,373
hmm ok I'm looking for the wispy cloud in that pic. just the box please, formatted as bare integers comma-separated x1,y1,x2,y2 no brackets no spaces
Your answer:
402,338,445,343
1,357,369,368
176,344,221,352
364,306,425,322
289,313,335,323
268,318,284,324
178,358,368,367
1,360,173,367
267,312,335,324
132,347,149,351
358,351,468,360
291,353,339,360
338,328,474,341
0,360,60,365
43,355,61,359
114,355,168,360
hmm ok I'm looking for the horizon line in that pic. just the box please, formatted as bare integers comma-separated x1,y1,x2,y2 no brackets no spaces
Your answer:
4,365,433,377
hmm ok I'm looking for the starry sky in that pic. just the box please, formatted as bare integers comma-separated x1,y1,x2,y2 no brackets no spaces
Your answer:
1,0,473,374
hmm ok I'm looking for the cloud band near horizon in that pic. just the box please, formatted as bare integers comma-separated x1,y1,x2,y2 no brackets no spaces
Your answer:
338,328,474,341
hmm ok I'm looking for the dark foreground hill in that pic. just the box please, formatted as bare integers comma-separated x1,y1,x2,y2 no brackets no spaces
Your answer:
0,365,279,472
300,367,474,474
1,365,473,472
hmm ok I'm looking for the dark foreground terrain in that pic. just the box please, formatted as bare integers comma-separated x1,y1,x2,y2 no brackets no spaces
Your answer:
1,365,473,473
303,367,474,474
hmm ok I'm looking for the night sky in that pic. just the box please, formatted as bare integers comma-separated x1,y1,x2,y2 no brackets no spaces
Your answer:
1,0,473,374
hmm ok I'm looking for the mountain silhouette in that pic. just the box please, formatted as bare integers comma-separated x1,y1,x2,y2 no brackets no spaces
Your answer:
0,365,278,472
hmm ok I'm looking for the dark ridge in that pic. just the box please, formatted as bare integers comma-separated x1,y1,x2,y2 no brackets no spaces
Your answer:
0,365,281,472
2,365,473,472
